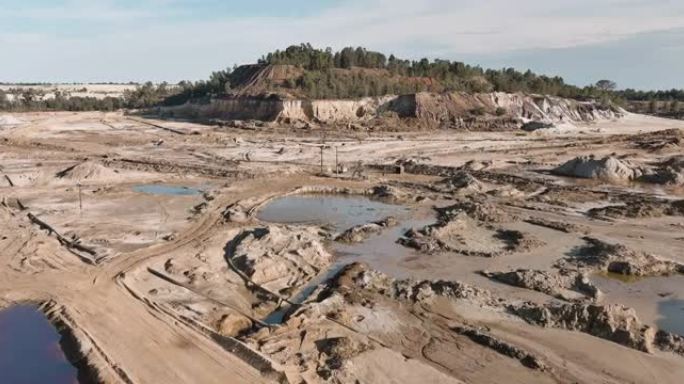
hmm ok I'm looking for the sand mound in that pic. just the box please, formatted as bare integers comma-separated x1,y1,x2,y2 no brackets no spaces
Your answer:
482,269,600,301
231,226,332,297
657,156,684,185
0,115,23,126
552,156,641,181
562,237,684,277
663,155,684,169
636,156,684,185
435,172,485,194
55,161,119,182
512,302,655,352
437,197,514,223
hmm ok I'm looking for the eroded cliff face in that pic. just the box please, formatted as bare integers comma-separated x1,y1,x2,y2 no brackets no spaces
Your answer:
160,92,622,129
407,92,621,124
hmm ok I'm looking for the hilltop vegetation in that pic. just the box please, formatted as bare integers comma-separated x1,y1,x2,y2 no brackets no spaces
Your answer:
160,43,621,104
3,43,684,113
255,43,592,98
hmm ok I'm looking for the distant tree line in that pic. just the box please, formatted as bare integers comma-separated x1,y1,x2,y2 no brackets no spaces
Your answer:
0,89,123,112
614,88,684,102
3,44,684,112
0,82,180,111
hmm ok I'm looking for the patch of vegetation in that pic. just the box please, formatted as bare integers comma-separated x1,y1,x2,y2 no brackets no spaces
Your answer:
5,43,684,112
0,88,125,112
251,43,592,100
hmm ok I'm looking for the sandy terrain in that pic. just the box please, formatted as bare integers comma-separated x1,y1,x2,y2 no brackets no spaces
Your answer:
1,111,684,383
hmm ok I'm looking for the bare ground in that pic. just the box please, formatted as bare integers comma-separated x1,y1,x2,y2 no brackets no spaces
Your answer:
1,111,684,383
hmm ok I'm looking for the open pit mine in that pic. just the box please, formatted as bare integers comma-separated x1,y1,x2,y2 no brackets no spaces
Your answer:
2,66,684,384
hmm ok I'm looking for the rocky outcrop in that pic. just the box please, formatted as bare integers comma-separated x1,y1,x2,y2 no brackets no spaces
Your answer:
222,202,250,223
331,262,495,305
397,92,621,126
368,185,411,202
335,217,398,243
217,313,253,337
553,156,642,181
510,302,656,353
588,197,684,219
437,197,515,223
334,264,671,356
628,128,683,152
308,96,400,123
400,198,535,257
159,91,622,130
160,96,289,122
229,226,333,297
433,172,486,194
562,237,684,277
655,331,684,355
400,212,507,257
554,153,684,186
640,155,684,185
482,269,601,301
314,337,371,380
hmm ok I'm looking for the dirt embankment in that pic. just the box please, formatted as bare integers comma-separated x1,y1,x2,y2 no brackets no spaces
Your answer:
158,91,622,130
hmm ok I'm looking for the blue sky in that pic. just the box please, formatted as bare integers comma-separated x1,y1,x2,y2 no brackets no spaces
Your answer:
1,0,683,89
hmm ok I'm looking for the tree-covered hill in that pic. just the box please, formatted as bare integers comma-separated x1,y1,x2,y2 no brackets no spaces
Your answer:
3,43,684,113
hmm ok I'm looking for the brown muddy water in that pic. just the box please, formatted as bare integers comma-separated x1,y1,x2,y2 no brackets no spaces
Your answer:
593,273,684,336
257,195,435,324
256,194,410,231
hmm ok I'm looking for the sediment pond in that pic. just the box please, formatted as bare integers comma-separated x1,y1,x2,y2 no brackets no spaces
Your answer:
133,184,202,196
257,194,432,324
0,305,77,384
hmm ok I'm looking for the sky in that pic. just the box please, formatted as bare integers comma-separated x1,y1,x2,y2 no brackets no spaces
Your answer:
1,0,683,90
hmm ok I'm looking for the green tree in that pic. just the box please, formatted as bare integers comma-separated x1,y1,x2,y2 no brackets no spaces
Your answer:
596,80,617,91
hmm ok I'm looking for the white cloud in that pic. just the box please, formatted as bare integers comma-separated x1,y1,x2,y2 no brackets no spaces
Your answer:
1,0,683,82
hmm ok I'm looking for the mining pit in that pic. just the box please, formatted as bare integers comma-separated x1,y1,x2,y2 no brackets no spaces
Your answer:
1,110,684,383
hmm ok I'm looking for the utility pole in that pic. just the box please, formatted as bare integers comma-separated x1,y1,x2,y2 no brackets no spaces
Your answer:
77,182,83,216
320,146,324,174
335,146,339,174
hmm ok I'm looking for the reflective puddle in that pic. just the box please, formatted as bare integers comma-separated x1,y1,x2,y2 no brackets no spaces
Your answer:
133,184,202,196
0,305,77,384
593,274,684,336
256,195,409,232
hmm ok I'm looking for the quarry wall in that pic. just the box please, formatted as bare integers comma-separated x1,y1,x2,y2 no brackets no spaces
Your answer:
159,92,622,127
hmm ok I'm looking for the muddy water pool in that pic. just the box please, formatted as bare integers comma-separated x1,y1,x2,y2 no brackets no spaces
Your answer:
593,274,684,336
257,194,434,323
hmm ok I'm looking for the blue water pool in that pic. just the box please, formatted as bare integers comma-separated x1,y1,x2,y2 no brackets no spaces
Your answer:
0,305,77,384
